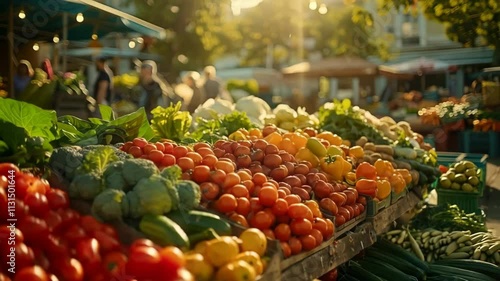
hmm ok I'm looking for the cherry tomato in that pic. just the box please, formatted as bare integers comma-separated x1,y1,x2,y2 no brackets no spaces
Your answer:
128,146,143,158
63,224,87,245
45,189,69,210
148,150,164,163
91,231,120,254
0,175,7,189
79,215,102,234
287,203,313,220
172,146,188,159
14,243,35,269
271,198,289,216
177,157,195,171
258,186,278,207
199,182,220,201
0,164,19,178
41,210,63,233
235,197,251,216
15,176,46,198
132,138,148,148
121,142,133,152
310,228,324,246
249,210,274,230
103,251,127,275
14,266,49,281
130,239,155,250
299,234,317,251
24,193,50,217
274,223,291,242
290,218,313,236
215,194,237,213
288,237,302,255
192,165,211,183
42,235,70,258
161,154,176,167
280,242,292,258
126,246,161,280
17,216,49,245
99,225,118,239
143,144,157,155
57,209,80,229
75,238,101,265
52,258,84,281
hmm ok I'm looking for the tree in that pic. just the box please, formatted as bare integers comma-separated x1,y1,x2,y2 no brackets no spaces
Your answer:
382,0,500,65
129,0,236,79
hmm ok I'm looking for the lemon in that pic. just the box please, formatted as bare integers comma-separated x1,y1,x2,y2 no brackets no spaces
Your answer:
205,237,240,267
215,260,257,281
234,251,264,275
239,228,267,256
184,253,214,281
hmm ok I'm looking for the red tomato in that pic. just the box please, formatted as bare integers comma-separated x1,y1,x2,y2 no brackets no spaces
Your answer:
79,215,102,234
24,193,50,217
271,198,289,216
215,194,237,213
128,146,143,158
52,258,84,281
310,228,324,246
158,247,185,280
177,157,195,171
103,251,127,275
45,189,69,210
161,154,176,167
299,234,317,251
130,239,155,250
143,144,157,155
63,225,87,245
0,175,7,189
0,163,19,178
290,218,313,236
120,142,133,152
172,146,189,159
57,209,80,229
249,210,274,230
280,242,292,258
126,246,161,280
91,231,120,254
287,203,313,221
75,238,101,265
0,187,7,220
274,223,291,242
17,216,49,245
13,243,35,269
15,176,46,198
192,165,211,183
235,197,251,216
41,210,63,233
14,266,49,281
288,237,302,255
99,225,118,239
42,235,70,258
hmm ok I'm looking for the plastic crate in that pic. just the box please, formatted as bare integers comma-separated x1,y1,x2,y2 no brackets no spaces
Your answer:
436,152,488,194
436,188,480,214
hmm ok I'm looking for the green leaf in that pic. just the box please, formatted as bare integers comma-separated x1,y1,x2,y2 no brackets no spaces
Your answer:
78,146,118,175
58,115,95,132
99,105,115,121
109,107,155,141
0,98,57,141
0,121,26,152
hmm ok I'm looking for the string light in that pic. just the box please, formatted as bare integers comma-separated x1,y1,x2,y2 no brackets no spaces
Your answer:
318,3,328,14
136,37,144,44
53,35,60,43
128,40,136,48
18,9,26,19
309,0,317,10
91,34,98,40
76,13,84,22
33,43,40,51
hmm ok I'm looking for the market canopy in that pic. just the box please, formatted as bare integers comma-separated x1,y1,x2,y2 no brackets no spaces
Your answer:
281,56,379,78
378,57,455,77
0,0,166,41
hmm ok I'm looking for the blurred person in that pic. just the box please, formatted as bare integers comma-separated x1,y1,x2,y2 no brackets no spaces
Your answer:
471,76,483,94
176,71,205,113
202,65,223,100
40,58,54,80
93,57,114,106
139,60,180,118
13,60,34,97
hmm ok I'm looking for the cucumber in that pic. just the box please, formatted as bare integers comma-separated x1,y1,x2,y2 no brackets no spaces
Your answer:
187,228,219,247
365,248,426,280
139,214,189,249
428,264,496,281
359,257,418,281
435,259,500,279
374,238,430,272
345,261,386,281
167,210,231,236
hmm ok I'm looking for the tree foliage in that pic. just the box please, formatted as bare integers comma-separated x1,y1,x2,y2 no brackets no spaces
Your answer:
382,0,500,65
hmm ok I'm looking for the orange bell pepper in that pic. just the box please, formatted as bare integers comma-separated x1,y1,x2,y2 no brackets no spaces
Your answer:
389,173,406,194
320,155,344,181
355,179,378,198
341,157,352,176
376,179,391,200
374,159,394,178
345,171,357,185
356,162,377,180
295,147,320,168
395,169,412,186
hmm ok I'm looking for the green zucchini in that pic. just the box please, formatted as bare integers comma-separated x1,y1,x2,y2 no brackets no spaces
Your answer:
374,239,430,272
345,261,386,281
428,264,496,281
139,214,189,249
365,248,426,280
358,258,418,281
167,210,231,236
434,259,500,279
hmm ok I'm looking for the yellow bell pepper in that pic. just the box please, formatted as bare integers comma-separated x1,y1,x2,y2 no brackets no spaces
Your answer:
395,169,412,186
341,157,352,176
376,179,391,200
320,155,344,181
229,131,247,141
349,146,364,159
326,145,345,157
295,147,320,168
374,159,394,178
345,171,357,185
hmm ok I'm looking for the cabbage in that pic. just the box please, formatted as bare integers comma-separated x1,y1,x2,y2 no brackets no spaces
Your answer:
273,104,297,123
192,98,234,120
235,96,272,121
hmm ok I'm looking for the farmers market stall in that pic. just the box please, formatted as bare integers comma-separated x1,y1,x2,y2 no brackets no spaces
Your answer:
0,96,498,281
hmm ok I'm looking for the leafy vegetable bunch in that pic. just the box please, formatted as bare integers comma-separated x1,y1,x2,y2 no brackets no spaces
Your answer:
150,102,192,142
318,99,389,144
191,111,256,143
410,204,487,233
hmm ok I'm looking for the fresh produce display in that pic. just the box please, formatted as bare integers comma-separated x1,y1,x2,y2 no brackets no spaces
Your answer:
437,160,482,193
419,101,475,126
2,97,492,281
0,164,194,281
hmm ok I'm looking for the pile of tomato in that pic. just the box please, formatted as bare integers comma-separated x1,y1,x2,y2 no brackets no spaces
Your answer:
0,163,192,281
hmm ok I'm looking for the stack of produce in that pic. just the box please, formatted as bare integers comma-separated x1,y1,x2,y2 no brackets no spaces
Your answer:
338,239,500,281
262,104,319,131
437,160,483,193
418,101,474,127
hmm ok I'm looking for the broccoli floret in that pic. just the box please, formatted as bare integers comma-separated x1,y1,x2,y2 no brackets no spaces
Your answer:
160,165,182,183
48,146,84,181
81,144,132,161
68,172,103,200
103,161,132,191
128,174,172,217
122,158,159,186
175,180,201,211
91,189,127,221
